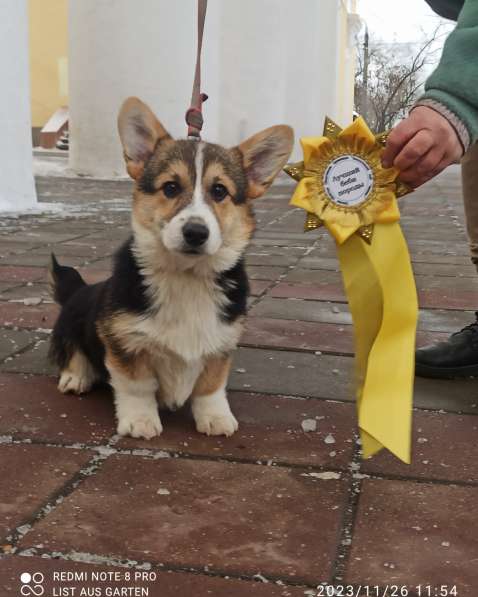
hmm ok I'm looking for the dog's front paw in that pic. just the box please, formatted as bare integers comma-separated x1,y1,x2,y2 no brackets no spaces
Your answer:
195,412,239,437
58,371,93,395
117,413,163,440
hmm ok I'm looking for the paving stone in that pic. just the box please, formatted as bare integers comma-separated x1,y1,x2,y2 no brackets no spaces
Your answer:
284,266,478,291
0,302,58,330
0,283,21,295
246,266,287,281
416,274,478,291
82,257,115,270
0,283,52,302
297,256,340,271
270,282,478,311
4,231,85,245
241,317,446,355
0,373,114,444
119,392,356,469
418,288,478,310
250,238,313,248
230,347,353,400
254,231,321,241
0,241,39,257
413,376,478,414
417,308,476,333
270,282,345,302
412,261,477,277
246,252,300,266
249,297,353,325
0,444,93,543
0,556,306,597
0,266,45,283
0,339,54,376
246,246,308,258
21,456,347,584
250,298,475,333
242,317,354,354
304,240,474,264
409,252,471,265
35,175,133,201
345,480,478,595
362,410,478,483
33,244,108,259
407,239,470,256
0,253,86,268
250,280,273,297
81,231,130,244
0,329,34,362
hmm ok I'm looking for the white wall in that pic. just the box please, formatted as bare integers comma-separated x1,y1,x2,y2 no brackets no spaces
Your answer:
69,0,352,177
0,0,37,211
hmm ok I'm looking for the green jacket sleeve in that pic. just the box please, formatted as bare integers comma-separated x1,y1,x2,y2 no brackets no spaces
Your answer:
419,0,478,149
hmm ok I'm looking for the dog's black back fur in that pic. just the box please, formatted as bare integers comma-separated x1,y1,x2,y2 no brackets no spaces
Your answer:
49,238,249,381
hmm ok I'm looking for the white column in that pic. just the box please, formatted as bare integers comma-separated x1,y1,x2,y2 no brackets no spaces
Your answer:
68,0,206,178
282,0,341,159
0,0,37,212
212,0,346,159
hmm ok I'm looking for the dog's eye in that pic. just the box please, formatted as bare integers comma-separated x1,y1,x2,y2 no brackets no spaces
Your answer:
162,181,181,199
211,183,228,202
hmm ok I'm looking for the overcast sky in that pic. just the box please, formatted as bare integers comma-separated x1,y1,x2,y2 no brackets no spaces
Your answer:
356,0,455,71
357,0,454,42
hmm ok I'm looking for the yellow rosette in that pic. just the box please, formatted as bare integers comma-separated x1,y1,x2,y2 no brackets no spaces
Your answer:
285,117,417,464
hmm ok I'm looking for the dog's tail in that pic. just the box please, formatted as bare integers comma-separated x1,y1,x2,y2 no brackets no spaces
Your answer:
48,253,87,306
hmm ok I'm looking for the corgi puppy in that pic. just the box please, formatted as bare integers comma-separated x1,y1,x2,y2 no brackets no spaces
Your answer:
49,97,294,440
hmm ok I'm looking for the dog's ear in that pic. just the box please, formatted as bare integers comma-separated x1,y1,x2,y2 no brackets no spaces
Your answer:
118,97,171,180
237,125,294,199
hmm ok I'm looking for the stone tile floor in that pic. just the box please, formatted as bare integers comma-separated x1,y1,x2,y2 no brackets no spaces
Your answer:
0,168,477,596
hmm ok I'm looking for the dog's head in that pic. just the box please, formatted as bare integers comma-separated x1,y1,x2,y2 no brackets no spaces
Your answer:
118,97,294,273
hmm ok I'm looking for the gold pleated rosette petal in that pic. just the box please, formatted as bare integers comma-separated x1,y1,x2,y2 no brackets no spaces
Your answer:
288,117,403,245
284,117,417,464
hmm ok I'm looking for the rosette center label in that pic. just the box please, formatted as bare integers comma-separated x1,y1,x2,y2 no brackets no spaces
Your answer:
323,154,374,207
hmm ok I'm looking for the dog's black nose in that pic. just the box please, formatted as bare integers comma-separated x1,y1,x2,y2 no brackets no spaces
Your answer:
182,221,210,247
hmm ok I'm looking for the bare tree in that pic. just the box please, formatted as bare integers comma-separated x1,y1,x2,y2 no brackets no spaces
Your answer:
354,26,444,133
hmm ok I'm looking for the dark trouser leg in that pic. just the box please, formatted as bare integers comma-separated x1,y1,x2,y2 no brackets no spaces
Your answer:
462,142,478,269
415,145,478,378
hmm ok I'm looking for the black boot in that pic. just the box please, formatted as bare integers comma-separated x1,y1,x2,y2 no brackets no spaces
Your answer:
415,312,478,378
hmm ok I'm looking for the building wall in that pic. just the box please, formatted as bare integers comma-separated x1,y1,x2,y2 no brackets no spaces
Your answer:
29,0,68,129
337,0,360,126
0,0,37,210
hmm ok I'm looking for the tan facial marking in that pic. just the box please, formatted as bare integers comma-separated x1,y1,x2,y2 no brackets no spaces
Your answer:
203,162,238,200
133,159,197,229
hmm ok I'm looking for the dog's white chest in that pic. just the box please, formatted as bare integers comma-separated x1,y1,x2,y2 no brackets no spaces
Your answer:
139,273,241,361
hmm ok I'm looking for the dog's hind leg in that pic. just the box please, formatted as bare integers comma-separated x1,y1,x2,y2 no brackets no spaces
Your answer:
58,350,98,395
191,356,238,437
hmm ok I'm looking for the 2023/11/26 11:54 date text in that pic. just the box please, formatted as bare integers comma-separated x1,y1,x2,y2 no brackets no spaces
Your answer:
315,586,458,597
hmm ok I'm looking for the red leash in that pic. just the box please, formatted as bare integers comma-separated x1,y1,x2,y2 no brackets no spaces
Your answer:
185,0,208,139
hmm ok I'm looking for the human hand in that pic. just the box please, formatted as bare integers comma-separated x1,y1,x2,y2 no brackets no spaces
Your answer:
381,106,464,188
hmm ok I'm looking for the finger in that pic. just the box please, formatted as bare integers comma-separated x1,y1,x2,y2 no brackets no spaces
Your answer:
393,129,435,172
400,152,449,188
382,120,419,167
399,146,445,185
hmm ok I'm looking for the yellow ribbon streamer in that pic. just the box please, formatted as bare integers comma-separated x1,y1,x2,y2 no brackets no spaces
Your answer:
285,117,417,463
338,224,417,463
